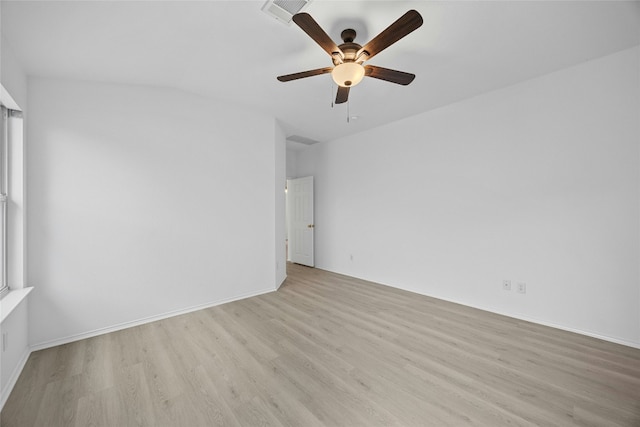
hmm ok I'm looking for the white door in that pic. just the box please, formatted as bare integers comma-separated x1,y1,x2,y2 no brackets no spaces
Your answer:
287,176,314,267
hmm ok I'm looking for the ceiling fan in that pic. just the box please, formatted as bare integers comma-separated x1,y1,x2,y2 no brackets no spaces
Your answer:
277,10,423,105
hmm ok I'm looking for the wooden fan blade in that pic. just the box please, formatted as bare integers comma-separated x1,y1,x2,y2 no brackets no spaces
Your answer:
364,65,415,85
277,67,333,82
357,10,423,61
335,86,350,104
292,13,343,59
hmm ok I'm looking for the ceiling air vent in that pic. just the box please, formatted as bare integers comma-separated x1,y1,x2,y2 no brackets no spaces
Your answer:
287,135,320,146
262,0,312,25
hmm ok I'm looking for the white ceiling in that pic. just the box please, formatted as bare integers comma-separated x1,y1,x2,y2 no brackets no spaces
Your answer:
2,1,639,144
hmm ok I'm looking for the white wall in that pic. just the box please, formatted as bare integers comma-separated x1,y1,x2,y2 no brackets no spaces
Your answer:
298,46,640,346
27,77,279,347
286,147,299,179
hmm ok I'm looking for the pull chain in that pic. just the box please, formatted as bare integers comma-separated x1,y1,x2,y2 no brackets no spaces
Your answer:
330,80,334,108
347,98,350,123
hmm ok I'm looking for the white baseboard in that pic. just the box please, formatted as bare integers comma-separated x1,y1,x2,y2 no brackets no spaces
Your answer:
3,287,277,411
30,287,276,352
402,286,640,349
1,346,31,411
276,274,287,290
481,308,640,350
324,267,640,350
429,296,640,350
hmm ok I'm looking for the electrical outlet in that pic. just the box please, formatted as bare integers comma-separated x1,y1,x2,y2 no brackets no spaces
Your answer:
502,280,511,291
517,282,526,294
350,254,353,261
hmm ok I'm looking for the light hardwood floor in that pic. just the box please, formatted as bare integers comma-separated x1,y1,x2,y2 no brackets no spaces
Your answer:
2,263,640,426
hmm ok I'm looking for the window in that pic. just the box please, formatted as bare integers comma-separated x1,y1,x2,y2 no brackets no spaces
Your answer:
0,84,25,300
0,105,9,299
0,103,22,299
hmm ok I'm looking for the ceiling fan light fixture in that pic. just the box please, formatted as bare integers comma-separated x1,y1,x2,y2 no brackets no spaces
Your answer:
331,62,365,87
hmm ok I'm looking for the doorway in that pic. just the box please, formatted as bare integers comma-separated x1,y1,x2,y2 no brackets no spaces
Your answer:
286,176,314,267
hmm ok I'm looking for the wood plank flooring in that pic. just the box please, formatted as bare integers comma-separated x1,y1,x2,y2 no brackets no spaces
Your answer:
2,263,640,426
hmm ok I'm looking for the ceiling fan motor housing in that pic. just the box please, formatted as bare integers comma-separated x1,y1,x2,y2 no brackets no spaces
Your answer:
332,29,367,66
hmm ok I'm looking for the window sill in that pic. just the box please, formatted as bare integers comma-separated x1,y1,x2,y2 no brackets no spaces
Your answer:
1,287,33,324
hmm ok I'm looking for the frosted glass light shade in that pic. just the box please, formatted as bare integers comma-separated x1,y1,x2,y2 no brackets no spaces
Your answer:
331,63,365,87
